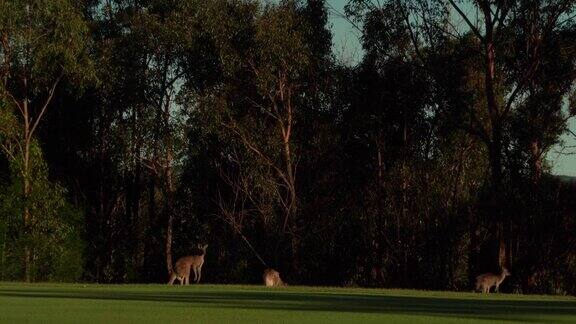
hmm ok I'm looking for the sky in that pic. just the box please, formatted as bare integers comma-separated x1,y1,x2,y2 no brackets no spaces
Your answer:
325,0,576,176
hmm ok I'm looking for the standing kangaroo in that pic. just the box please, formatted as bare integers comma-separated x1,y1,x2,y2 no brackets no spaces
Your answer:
263,268,286,287
475,267,511,293
168,244,208,285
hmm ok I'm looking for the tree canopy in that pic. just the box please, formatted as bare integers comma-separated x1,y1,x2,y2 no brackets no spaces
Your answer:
0,0,575,294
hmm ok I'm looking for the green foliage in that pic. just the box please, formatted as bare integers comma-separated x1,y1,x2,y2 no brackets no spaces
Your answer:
253,2,310,90
0,0,91,281
0,0,574,293
0,109,84,281
0,100,21,142
0,0,93,89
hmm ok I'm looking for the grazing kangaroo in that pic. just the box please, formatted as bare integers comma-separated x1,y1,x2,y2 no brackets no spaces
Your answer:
475,267,511,293
263,268,286,287
168,244,208,285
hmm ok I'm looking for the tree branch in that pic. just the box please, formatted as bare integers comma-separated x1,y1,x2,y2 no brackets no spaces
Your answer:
447,0,485,41
29,74,62,140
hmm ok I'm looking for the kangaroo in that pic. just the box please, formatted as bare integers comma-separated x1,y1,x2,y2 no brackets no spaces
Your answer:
475,267,511,293
168,244,208,285
263,268,286,287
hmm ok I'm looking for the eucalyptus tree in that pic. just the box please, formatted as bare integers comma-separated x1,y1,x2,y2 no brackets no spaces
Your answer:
84,0,209,279
219,1,311,267
0,0,91,282
345,0,576,269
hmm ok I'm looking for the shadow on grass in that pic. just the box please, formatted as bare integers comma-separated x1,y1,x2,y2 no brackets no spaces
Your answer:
1,287,575,322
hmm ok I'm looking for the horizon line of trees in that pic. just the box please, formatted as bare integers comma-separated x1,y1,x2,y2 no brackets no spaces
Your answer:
1,0,576,295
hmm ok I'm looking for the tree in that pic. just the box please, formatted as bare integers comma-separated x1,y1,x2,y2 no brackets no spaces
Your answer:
506,8,576,182
0,0,91,282
437,0,576,267
348,0,576,263
218,1,310,268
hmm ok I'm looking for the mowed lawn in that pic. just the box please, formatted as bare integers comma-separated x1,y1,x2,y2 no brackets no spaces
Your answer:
0,283,575,323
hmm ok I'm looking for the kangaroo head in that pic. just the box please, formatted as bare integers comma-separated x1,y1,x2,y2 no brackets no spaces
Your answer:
198,243,208,253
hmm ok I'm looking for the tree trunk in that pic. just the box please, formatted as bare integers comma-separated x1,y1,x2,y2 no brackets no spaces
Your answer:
165,173,174,276
488,134,503,194
530,139,542,183
282,136,297,222
133,172,145,272
148,178,157,271
131,105,145,273
164,99,175,277
489,135,509,270
468,207,479,288
280,88,297,228
23,99,31,283
484,20,510,269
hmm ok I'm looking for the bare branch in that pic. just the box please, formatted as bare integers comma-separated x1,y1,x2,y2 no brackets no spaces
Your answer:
29,74,62,139
325,2,364,35
3,90,25,117
447,0,485,41
223,119,291,188
0,142,15,160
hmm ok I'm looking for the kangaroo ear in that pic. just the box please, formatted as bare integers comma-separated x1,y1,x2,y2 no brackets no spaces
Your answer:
203,244,208,249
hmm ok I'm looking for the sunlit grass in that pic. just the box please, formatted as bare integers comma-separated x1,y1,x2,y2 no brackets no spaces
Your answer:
1,283,574,323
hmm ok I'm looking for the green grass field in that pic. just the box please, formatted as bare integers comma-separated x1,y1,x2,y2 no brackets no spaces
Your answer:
0,283,575,323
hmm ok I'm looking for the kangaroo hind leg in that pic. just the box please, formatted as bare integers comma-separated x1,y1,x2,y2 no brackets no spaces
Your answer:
168,273,177,285
192,267,198,283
